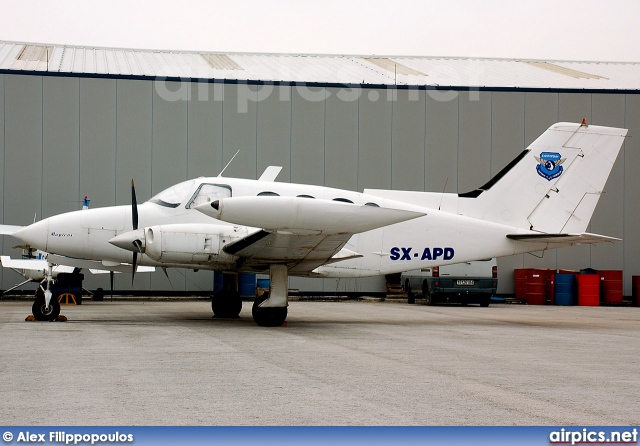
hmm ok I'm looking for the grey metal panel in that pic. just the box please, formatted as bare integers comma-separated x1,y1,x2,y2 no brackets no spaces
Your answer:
590,94,625,272
425,92,458,193
4,75,42,223
358,88,392,191
524,92,559,145
222,84,257,180
457,91,492,193
324,87,358,190
256,85,291,182
291,86,325,186
114,79,153,291
151,81,188,291
79,78,116,207
116,79,152,205
79,78,116,290
187,81,223,179
3,75,42,289
556,93,592,270
624,94,640,295
42,77,80,218
391,89,426,191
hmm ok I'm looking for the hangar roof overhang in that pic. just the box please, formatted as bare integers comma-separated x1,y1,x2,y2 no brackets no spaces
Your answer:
1,40,639,91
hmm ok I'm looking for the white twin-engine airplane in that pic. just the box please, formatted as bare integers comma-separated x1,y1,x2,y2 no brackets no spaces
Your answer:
0,122,627,326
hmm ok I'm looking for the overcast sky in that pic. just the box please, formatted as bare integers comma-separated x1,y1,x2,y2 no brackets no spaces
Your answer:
0,0,638,62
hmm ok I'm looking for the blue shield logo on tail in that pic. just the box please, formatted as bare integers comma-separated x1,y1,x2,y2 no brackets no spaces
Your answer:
535,152,565,181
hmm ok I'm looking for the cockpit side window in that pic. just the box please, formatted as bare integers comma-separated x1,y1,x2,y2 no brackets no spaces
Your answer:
186,184,232,209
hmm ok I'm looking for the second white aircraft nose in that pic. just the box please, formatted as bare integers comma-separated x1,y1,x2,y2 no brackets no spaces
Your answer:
13,219,50,250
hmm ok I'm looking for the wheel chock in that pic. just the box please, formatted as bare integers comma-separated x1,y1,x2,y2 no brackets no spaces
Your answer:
25,315,36,322
58,293,77,305
55,315,68,322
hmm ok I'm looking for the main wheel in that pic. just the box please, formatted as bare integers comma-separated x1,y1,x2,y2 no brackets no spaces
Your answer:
32,293,61,321
252,293,287,327
211,290,243,318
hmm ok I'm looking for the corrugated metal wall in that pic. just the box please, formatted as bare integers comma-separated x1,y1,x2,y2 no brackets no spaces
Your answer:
1,73,638,295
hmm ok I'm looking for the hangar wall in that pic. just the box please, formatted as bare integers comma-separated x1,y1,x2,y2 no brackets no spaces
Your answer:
1,73,638,295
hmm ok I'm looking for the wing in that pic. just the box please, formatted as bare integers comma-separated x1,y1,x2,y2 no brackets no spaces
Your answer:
46,254,156,274
197,196,425,275
0,225,24,235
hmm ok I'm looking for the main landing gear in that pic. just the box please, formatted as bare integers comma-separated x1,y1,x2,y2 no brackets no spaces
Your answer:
251,264,288,327
212,265,289,327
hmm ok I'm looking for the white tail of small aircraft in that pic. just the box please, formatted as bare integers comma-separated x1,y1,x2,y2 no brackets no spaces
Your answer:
0,121,627,326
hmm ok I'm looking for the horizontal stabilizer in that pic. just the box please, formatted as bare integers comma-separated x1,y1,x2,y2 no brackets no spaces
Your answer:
507,232,619,245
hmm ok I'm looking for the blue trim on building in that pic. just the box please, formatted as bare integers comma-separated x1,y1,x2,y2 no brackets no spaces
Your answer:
1,69,639,94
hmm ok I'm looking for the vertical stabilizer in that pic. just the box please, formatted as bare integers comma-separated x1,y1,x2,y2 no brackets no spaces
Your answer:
458,122,627,233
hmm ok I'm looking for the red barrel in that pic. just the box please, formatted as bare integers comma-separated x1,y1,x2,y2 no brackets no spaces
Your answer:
576,274,600,306
599,270,623,304
514,269,529,300
525,272,547,305
632,276,640,307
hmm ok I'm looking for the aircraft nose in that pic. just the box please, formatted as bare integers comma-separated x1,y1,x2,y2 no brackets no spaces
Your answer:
109,229,144,252
13,220,49,250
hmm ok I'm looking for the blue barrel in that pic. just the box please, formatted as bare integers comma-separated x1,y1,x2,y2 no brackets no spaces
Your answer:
238,273,257,298
554,273,574,306
213,271,224,293
257,278,270,289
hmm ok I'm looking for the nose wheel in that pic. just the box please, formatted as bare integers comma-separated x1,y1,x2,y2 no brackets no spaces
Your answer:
32,288,61,321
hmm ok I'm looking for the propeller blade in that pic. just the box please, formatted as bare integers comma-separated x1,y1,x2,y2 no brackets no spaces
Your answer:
131,179,140,285
131,179,138,230
132,252,137,286
109,270,114,300
162,267,173,288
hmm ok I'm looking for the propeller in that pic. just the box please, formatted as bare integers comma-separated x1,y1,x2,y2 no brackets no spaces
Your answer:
131,180,140,285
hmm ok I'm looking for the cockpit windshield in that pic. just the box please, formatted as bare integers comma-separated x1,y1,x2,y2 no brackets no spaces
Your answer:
147,179,197,208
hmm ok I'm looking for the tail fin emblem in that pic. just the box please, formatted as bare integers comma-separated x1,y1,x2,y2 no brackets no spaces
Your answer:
535,152,566,181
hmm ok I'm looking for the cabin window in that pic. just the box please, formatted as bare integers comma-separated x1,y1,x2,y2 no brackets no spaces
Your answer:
257,191,280,196
333,198,354,204
149,179,197,208
297,194,315,199
364,202,380,207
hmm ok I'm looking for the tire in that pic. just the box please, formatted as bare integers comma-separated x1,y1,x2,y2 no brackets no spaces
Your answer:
252,293,287,327
211,290,243,318
32,293,61,321
405,279,415,304
93,288,104,301
479,294,491,307
422,281,435,306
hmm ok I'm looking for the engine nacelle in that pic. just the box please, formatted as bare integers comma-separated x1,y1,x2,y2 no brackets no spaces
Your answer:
142,223,249,264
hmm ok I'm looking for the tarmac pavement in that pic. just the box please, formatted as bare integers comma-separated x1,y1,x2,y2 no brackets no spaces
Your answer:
0,298,638,425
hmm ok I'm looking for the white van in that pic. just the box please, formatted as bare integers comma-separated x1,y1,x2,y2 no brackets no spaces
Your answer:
401,259,498,306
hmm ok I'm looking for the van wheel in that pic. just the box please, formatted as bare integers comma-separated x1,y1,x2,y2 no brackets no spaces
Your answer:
422,281,434,306
405,279,415,304
479,295,491,307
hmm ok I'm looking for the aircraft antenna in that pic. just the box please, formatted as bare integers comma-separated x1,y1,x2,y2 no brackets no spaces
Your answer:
217,150,240,177
438,178,448,211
